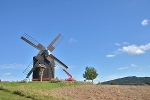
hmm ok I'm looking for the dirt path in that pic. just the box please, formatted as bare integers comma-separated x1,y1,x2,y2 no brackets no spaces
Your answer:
50,85,150,100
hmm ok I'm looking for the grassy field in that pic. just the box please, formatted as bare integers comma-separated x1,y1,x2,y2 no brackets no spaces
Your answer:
0,90,32,100
1,82,150,100
0,81,76,100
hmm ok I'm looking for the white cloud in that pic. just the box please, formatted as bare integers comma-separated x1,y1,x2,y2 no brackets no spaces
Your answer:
118,43,150,55
69,38,78,43
131,64,138,67
118,67,129,70
115,43,121,46
123,42,129,45
0,63,26,69
114,42,129,46
141,19,149,26
138,66,145,70
117,64,149,71
3,73,14,76
107,43,150,56
106,54,115,58
130,64,146,70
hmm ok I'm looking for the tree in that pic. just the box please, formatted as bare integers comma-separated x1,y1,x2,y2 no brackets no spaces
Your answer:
83,66,98,83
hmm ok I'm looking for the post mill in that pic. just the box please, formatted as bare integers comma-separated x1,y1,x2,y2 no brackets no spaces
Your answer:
21,33,70,81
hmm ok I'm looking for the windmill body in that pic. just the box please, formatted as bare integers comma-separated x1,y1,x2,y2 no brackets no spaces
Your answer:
21,33,68,81
32,50,54,81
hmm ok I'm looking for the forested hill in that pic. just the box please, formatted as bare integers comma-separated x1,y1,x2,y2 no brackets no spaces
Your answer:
101,76,150,85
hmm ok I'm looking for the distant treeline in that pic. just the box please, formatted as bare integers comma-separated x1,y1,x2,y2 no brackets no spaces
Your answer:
101,76,150,85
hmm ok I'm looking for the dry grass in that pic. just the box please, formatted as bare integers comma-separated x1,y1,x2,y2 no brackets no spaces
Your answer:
49,85,150,100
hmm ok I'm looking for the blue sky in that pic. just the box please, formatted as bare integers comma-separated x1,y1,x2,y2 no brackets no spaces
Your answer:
0,0,150,83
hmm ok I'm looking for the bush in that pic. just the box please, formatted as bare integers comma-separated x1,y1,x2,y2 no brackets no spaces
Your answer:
111,82,118,85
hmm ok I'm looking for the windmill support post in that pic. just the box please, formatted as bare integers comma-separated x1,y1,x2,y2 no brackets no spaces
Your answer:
37,64,47,82
39,67,44,82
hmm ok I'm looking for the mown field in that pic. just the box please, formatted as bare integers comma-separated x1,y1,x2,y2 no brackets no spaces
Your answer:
0,82,150,100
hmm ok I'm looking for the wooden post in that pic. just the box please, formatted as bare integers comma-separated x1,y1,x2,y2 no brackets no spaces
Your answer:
37,64,46,82
39,67,45,82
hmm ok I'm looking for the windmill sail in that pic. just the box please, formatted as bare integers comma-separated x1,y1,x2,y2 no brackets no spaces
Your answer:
21,33,45,50
50,54,68,69
26,60,40,78
47,34,63,52
23,62,33,75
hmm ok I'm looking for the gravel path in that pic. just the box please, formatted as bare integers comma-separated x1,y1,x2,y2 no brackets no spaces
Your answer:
50,85,150,100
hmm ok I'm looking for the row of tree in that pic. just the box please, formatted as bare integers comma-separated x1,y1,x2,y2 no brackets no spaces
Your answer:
101,76,150,85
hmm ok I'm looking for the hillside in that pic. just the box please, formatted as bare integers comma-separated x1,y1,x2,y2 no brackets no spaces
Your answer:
1,82,150,100
101,76,150,85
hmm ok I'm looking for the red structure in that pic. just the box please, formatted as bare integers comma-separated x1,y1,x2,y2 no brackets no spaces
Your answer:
62,69,74,81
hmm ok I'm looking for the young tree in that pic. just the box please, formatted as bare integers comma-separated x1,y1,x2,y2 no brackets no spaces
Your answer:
83,66,98,83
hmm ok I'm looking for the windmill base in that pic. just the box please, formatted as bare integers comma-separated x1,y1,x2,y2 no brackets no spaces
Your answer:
32,78,50,81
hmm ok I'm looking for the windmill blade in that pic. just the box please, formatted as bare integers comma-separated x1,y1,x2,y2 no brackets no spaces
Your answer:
21,33,45,51
26,60,40,78
26,66,37,78
23,62,33,75
49,54,68,69
47,34,63,52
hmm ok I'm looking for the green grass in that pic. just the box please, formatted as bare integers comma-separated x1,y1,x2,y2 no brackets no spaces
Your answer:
0,81,76,100
0,90,32,100
1,81,70,89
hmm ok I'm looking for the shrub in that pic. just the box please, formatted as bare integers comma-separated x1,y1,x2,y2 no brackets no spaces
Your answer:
111,82,118,85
